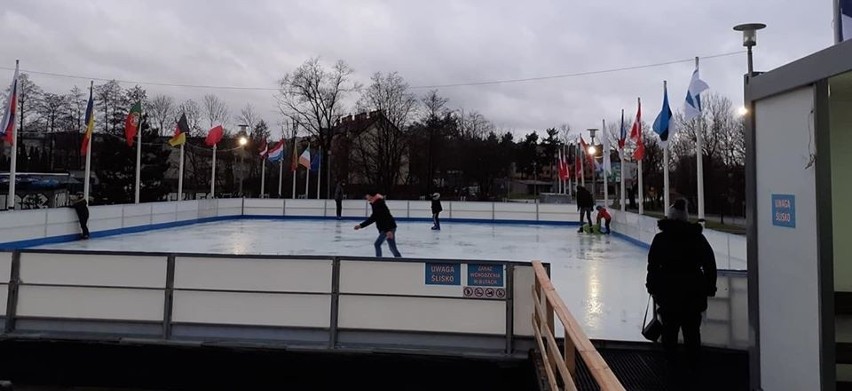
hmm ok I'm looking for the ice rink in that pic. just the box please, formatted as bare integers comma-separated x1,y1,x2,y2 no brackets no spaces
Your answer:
36,218,652,342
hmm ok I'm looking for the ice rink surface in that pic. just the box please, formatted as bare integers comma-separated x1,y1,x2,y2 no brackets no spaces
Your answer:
37,218,652,341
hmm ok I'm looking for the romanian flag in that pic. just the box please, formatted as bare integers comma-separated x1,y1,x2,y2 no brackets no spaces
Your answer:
124,102,142,147
81,85,95,155
205,125,224,146
1,62,18,144
168,113,189,147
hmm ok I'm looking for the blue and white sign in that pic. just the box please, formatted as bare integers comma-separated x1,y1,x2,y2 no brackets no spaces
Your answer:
466,264,504,287
425,263,461,285
771,194,796,228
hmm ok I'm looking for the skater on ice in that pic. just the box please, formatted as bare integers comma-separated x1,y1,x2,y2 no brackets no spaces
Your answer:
576,186,594,232
354,192,402,258
69,192,90,240
431,192,442,230
595,205,612,234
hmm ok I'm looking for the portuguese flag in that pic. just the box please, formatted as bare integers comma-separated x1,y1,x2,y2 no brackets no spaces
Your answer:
124,102,142,147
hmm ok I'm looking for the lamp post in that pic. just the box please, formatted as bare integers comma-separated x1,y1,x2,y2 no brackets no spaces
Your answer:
587,128,598,202
733,23,766,77
237,125,249,196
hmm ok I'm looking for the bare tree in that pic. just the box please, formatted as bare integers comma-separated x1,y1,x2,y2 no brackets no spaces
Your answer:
11,73,44,134
202,94,230,128
351,72,417,193
94,80,122,134
458,110,493,140
38,93,67,133
238,103,260,131
277,57,359,148
66,86,86,133
148,95,175,136
421,89,448,120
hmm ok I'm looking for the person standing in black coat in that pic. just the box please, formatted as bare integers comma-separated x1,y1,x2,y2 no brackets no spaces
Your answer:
430,192,443,230
69,193,90,240
576,186,594,232
646,200,717,363
354,192,401,257
334,182,346,220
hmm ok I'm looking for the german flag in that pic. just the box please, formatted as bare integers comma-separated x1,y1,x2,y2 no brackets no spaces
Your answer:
169,113,189,147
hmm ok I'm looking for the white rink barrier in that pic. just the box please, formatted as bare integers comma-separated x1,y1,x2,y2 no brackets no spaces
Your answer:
0,249,537,357
611,209,747,271
0,199,582,249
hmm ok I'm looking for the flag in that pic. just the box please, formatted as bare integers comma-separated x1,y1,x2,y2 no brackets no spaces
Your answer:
558,150,568,180
562,150,570,180
124,102,142,147
684,67,710,122
81,87,95,155
575,152,582,177
653,84,675,148
291,140,299,171
629,99,645,161
299,147,311,168
205,125,224,146
310,152,321,172
842,0,852,41
169,113,189,147
618,109,626,155
1,62,19,144
267,139,285,162
258,140,268,158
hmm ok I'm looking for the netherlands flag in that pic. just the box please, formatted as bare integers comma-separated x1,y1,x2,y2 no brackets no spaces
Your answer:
267,139,285,162
1,61,19,144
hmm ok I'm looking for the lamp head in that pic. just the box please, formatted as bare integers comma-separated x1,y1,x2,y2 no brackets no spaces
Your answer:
733,23,766,47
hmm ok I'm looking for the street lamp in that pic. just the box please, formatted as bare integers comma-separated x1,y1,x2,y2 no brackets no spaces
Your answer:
587,128,598,202
237,124,249,196
733,23,766,76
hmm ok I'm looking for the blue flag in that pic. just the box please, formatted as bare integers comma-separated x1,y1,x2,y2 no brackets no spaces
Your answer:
310,151,321,172
653,83,674,148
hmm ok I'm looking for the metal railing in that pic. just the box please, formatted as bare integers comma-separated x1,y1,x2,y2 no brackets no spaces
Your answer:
532,261,624,391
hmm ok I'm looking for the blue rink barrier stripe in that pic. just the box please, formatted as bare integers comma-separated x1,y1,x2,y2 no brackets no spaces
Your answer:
611,231,651,249
0,216,238,250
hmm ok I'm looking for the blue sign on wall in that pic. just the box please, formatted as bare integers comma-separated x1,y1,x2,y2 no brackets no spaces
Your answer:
772,194,796,228
425,263,461,285
467,264,504,287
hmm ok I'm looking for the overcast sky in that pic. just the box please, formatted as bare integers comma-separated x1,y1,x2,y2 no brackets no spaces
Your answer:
0,0,835,138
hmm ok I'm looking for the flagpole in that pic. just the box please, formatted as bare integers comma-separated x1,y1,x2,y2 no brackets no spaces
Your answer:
620,109,626,212
177,143,184,201
602,119,608,208
305,144,310,199
278,158,283,197
7,60,19,210
134,102,142,204
83,80,93,204
261,158,266,198
579,142,585,188
316,146,321,200
836,0,843,44
210,143,217,198
638,159,644,215
662,80,670,215
291,123,298,200
695,57,706,222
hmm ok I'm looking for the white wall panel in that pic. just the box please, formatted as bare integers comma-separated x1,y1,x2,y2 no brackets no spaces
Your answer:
755,86,821,391
0,283,6,314
174,257,332,293
339,295,505,335
0,252,11,283
17,285,163,321
340,261,472,297
513,266,535,337
20,253,167,288
172,291,330,327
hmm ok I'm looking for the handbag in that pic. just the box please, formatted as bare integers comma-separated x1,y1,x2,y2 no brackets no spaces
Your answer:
642,295,663,342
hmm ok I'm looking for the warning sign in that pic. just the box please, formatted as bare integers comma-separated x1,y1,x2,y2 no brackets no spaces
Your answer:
463,287,474,297
496,288,506,298
485,288,495,298
474,287,484,297
467,264,504,287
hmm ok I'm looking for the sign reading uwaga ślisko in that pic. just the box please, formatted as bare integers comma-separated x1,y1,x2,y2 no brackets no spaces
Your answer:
772,194,796,228
425,263,461,285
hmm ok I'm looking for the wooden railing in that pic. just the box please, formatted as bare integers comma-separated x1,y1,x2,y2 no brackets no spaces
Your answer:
532,261,625,391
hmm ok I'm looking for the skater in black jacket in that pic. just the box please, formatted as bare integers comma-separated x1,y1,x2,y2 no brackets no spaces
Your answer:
354,192,402,257
431,193,443,230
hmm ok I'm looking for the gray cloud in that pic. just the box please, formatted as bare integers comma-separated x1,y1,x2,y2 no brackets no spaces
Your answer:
0,0,834,137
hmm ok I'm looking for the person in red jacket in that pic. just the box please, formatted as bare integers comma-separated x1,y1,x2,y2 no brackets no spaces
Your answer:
595,205,612,234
